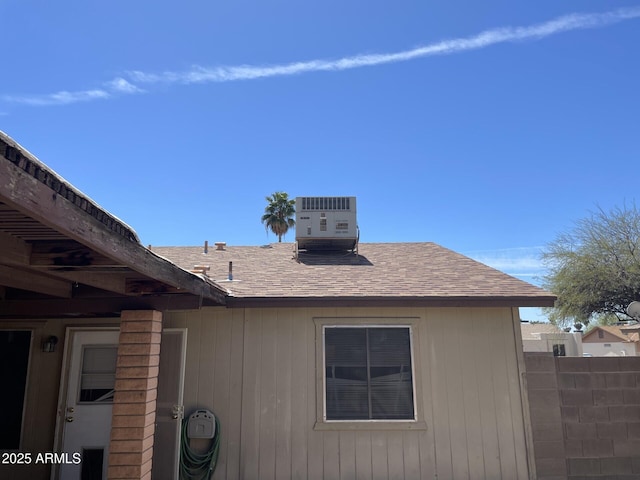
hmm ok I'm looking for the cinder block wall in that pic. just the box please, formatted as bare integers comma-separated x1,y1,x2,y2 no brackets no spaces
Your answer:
525,353,640,479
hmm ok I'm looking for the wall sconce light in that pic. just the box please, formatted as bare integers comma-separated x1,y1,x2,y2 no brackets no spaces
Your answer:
42,335,58,353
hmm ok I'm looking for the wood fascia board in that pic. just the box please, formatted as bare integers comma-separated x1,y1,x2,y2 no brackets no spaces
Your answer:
0,294,205,318
0,230,32,265
224,295,558,308
0,264,72,298
0,155,226,304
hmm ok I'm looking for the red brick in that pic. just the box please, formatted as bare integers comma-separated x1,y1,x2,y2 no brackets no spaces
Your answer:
121,310,163,322
115,377,158,391
120,320,163,333
582,439,613,457
114,389,157,404
111,412,156,428
112,400,156,416
110,436,154,453
115,366,159,379
117,343,161,356
108,448,153,466
118,332,161,345
110,424,155,441
116,355,160,368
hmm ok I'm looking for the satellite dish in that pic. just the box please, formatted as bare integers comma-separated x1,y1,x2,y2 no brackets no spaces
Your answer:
627,301,640,319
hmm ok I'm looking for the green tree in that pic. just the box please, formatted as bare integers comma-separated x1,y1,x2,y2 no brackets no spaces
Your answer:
261,192,296,242
543,204,640,327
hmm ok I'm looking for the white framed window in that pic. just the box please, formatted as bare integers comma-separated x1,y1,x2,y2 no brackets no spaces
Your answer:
314,318,426,430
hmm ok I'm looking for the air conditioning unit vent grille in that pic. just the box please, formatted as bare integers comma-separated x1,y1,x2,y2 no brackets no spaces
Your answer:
300,197,351,211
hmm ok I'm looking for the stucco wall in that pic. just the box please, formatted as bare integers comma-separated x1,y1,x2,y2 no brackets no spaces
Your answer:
165,306,531,480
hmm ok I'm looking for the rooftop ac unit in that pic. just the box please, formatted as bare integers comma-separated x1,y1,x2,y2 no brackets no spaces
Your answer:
295,196,357,251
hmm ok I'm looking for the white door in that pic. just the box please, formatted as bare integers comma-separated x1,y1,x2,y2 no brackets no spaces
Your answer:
152,329,187,480
60,330,119,480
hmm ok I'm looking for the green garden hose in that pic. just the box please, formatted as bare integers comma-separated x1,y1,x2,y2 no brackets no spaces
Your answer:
179,415,221,480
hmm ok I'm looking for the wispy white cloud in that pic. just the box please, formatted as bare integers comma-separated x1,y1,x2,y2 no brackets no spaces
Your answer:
3,6,640,106
465,246,546,281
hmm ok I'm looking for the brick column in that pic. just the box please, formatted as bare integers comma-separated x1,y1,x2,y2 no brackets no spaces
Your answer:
108,310,162,480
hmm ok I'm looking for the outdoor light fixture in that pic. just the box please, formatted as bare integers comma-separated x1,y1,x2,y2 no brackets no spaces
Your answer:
42,335,58,353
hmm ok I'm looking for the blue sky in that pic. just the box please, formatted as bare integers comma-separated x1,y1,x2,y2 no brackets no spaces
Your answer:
2,1,639,321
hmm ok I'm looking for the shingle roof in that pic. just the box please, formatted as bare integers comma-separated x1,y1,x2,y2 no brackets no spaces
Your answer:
151,242,555,307
583,326,636,343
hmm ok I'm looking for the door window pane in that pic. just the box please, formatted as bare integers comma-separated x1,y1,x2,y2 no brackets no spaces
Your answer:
79,346,117,403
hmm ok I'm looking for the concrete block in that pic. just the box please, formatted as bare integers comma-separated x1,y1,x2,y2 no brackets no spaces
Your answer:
619,357,640,372
593,389,624,406
591,373,607,389
527,372,558,389
562,406,580,422
530,405,562,424
534,441,566,459
562,389,595,406
558,373,576,389
564,439,583,457
601,457,633,474
614,440,640,457
526,353,557,372
579,406,610,422
568,457,601,475
628,423,640,439
573,373,593,390
596,422,628,439
533,422,565,442
536,457,568,476
624,389,640,405
566,422,597,439
607,372,637,388
590,357,621,372
582,438,613,457
633,457,640,473
558,357,590,372
610,406,640,422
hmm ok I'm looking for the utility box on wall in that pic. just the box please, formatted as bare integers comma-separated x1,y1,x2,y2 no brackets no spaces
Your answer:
295,196,358,251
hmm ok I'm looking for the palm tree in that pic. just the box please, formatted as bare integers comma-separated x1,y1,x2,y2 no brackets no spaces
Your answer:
261,192,296,242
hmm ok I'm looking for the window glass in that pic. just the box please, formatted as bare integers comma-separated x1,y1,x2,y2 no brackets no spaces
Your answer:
553,344,566,356
79,346,117,403
324,327,414,420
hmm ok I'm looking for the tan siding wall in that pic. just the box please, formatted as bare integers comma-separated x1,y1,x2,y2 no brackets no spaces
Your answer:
165,306,530,480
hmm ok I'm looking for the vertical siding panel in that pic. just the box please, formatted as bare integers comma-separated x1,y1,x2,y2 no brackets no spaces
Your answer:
212,310,233,480
445,310,470,480
323,431,340,480
183,311,202,414
225,309,245,480
502,310,529,479
291,312,308,479
370,434,388,480
240,309,262,480
459,310,487,480
386,431,404,480
197,309,217,411
429,312,453,479
259,311,278,480
339,431,356,480
488,311,518,478
402,431,421,479
307,308,324,480
473,309,501,478
418,309,437,479
355,431,372,480
275,310,293,480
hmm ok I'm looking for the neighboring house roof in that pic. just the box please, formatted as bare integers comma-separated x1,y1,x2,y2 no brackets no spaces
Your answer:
520,322,564,340
0,131,227,318
152,243,556,308
582,326,635,343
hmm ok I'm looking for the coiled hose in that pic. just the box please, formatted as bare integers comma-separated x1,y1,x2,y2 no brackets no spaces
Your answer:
179,415,221,480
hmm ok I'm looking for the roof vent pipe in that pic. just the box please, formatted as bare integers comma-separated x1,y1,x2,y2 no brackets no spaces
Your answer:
228,261,233,281
204,240,209,254
215,242,226,251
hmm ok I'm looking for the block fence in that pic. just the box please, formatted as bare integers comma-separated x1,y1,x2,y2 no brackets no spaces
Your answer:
525,353,640,480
